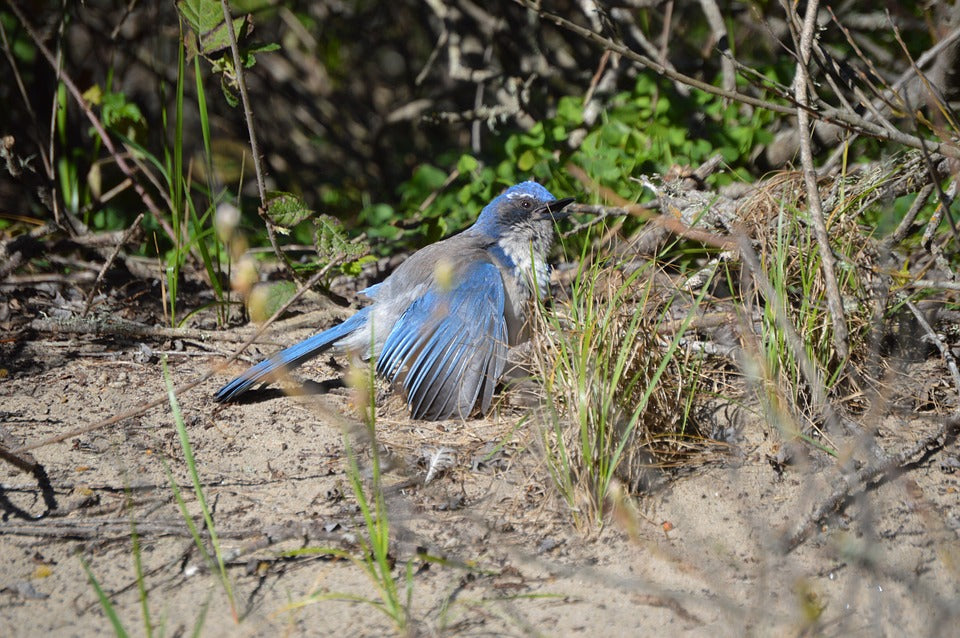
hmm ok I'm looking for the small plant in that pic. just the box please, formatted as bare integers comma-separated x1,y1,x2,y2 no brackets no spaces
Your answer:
742,173,870,439
533,247,710,530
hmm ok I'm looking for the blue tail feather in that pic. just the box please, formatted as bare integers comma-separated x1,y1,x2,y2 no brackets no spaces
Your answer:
214,309,369,402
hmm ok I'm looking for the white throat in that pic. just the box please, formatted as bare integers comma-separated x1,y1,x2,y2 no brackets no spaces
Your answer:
497,235,550,299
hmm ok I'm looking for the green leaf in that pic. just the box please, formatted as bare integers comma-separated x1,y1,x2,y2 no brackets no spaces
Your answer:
241,42,280,68
314,214,365,261
520,122,546,147
177,0,221,33
101,91,145,128
504,135,519,160
398,164,448,208
556,96,583,126
266,191,314,228
340,254,377,277
220,79,239,107
457,154,479,174
177,0,248,58
517,149,536,172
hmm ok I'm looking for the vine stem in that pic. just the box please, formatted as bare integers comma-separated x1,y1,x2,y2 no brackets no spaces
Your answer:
219,0,302,281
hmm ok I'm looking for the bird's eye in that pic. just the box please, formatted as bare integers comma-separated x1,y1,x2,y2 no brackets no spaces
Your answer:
520,199,533,210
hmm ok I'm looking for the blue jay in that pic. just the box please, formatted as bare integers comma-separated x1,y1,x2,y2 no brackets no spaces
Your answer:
215,181,575,420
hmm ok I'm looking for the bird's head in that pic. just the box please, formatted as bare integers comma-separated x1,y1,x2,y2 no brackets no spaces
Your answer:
470,181,575,244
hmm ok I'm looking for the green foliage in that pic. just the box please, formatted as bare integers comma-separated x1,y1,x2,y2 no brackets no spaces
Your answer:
83,88,147,142
313,214,373,276
358,203,402,241
266,190,315,230
357,74,774,250
177,0,248,58
535,249,709,529
176,0,279,107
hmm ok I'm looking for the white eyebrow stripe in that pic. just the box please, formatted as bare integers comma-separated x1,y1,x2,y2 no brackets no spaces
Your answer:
505,192,535,200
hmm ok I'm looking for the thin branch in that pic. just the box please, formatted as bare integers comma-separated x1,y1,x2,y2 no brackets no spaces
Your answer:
27,307,344,344
516,0,796,114
902,278,960,292
905,300,960,400
884,183,934,247
697,0,735,95
565,163,738,250
788,0,850,361
218,0,295,280
513,0,960,160
823,11,960,171
81,212,144,316
783,414,960,551
890,22,960,248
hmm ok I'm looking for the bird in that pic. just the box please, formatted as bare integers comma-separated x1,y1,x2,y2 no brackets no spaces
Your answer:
215,181,575,420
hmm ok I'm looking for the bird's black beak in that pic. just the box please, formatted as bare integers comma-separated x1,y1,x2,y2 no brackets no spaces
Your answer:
537,197,576,221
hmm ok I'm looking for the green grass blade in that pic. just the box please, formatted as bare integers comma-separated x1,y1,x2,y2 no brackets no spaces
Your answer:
161,356,237,618
80,555,130,638
191,590,213,638
128,503,153,638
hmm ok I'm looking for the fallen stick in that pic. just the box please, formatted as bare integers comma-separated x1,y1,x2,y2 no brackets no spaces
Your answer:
783,413,960,552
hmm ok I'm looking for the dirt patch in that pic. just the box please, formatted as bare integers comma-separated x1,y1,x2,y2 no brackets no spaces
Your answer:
2,300,959,636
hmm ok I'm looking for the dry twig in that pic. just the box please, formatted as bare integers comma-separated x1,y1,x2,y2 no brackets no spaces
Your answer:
81,212,144,316
783,414,960,551
218,0,294,281
788,0,850,362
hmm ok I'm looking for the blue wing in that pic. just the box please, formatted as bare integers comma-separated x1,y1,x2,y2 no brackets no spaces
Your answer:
377,261,508,420
214,308,370,402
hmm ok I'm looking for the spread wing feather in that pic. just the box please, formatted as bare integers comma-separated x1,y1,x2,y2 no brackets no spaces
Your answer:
377,261,509,419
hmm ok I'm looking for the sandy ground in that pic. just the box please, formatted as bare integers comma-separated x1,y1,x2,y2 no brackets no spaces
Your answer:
2,313,959,637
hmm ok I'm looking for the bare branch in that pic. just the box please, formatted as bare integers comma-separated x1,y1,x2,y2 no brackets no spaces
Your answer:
218,0,296,280
788,0,850,361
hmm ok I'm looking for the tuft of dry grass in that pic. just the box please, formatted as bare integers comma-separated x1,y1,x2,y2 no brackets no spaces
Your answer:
530,256,712,530
736,165,896,428
528,156,947,532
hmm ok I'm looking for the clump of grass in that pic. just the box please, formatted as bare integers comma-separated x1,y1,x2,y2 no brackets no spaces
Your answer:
533,255,711,530
739,171,873,427
338,358,414,632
